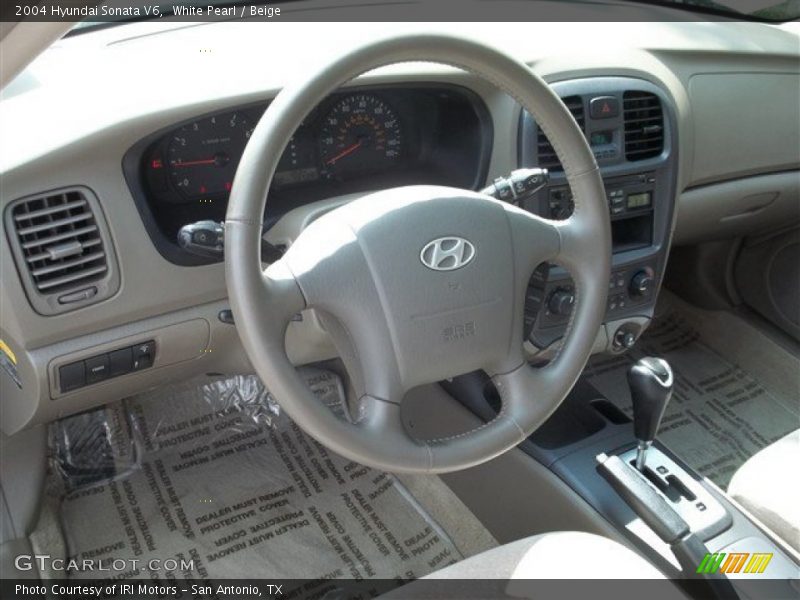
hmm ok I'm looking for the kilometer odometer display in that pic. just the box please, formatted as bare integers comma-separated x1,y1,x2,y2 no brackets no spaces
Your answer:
168,112,253,199
319,94,402,179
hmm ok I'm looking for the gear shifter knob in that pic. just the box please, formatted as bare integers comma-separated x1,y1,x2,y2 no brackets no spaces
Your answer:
628,357,673,471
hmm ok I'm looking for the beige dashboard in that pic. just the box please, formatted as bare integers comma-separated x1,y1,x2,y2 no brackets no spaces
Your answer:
1,21,798,435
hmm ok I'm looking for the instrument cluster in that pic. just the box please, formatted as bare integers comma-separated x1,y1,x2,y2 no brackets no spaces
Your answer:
127,85,491,264
151,93,406,202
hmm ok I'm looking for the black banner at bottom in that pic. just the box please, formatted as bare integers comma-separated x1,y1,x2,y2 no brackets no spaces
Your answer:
3,578,799,600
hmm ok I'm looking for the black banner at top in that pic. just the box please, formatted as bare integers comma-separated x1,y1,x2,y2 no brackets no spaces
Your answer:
2,0,798,23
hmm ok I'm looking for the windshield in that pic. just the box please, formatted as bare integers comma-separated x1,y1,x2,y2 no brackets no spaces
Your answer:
644,0,800,21
68,0,800,32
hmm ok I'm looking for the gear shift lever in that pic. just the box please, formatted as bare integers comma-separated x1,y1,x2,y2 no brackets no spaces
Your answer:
628,357,673,471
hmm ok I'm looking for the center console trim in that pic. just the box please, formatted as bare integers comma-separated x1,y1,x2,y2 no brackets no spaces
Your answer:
518,76,679,357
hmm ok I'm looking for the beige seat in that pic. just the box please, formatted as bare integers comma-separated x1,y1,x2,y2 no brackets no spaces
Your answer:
380,531,675,599
728,429,800,553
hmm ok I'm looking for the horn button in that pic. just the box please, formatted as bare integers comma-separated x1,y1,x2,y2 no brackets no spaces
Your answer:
284,187,517,390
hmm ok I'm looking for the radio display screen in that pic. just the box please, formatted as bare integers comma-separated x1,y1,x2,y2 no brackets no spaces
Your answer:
627,192,652,209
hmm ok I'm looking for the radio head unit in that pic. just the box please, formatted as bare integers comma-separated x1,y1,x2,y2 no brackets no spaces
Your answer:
547,172,657,254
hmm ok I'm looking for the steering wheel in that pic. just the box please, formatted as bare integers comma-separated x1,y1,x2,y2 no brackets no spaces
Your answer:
225,34,610,474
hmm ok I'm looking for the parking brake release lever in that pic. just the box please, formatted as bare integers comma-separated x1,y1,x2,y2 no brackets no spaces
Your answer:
177,220,284,263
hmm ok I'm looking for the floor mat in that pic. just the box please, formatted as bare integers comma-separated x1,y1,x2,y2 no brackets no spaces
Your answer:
587,293,800,490
54,369,483,594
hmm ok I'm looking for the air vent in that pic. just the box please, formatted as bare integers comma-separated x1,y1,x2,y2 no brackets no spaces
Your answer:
537,96,585,170
5,187,119,315
623,91,664,161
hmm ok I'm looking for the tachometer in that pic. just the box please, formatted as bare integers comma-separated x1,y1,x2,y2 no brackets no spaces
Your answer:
167,112,253,199
319,94,402,179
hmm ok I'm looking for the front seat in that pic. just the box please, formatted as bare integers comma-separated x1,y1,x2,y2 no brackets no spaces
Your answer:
728,429,800,552
380,531,675,599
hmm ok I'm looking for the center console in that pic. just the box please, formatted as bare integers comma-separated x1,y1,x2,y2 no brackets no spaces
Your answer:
444,362,799,599
515,77,678,358
443,77,800,595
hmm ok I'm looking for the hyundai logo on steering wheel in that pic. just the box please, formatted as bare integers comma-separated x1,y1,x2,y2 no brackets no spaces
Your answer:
420,237,476,271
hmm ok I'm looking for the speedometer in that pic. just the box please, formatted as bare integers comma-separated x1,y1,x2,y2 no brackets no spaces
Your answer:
319,94,402,179
167,112,253,199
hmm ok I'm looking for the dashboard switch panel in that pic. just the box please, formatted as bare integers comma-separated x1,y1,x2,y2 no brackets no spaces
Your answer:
108,347,133,377
84,354,110,384
58,340,156,393
132,341,156,371
58,362,85,393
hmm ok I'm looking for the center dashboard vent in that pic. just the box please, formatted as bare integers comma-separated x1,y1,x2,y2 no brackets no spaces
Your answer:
623,91,664,161
5,187,119,315
537,95,585,170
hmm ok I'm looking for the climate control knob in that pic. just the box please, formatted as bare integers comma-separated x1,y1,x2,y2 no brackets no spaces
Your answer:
629,270,654,297
547,288,575,316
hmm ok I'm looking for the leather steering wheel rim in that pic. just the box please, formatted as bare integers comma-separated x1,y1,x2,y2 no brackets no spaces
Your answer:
225,33,611,474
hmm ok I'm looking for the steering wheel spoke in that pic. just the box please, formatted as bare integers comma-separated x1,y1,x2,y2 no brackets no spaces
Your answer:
503,203,562,268
356,394,410,436
225,220,308,326
261,259,308,322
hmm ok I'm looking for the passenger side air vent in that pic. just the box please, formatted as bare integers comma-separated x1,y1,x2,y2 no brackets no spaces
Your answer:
5,187,119,315
537,96,585,170
623,91,664,161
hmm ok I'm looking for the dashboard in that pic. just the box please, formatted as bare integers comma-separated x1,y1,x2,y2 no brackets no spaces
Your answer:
1,21,798,436
124,85,491,264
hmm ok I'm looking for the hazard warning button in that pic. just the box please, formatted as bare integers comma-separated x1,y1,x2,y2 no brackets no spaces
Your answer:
590,96,619,119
